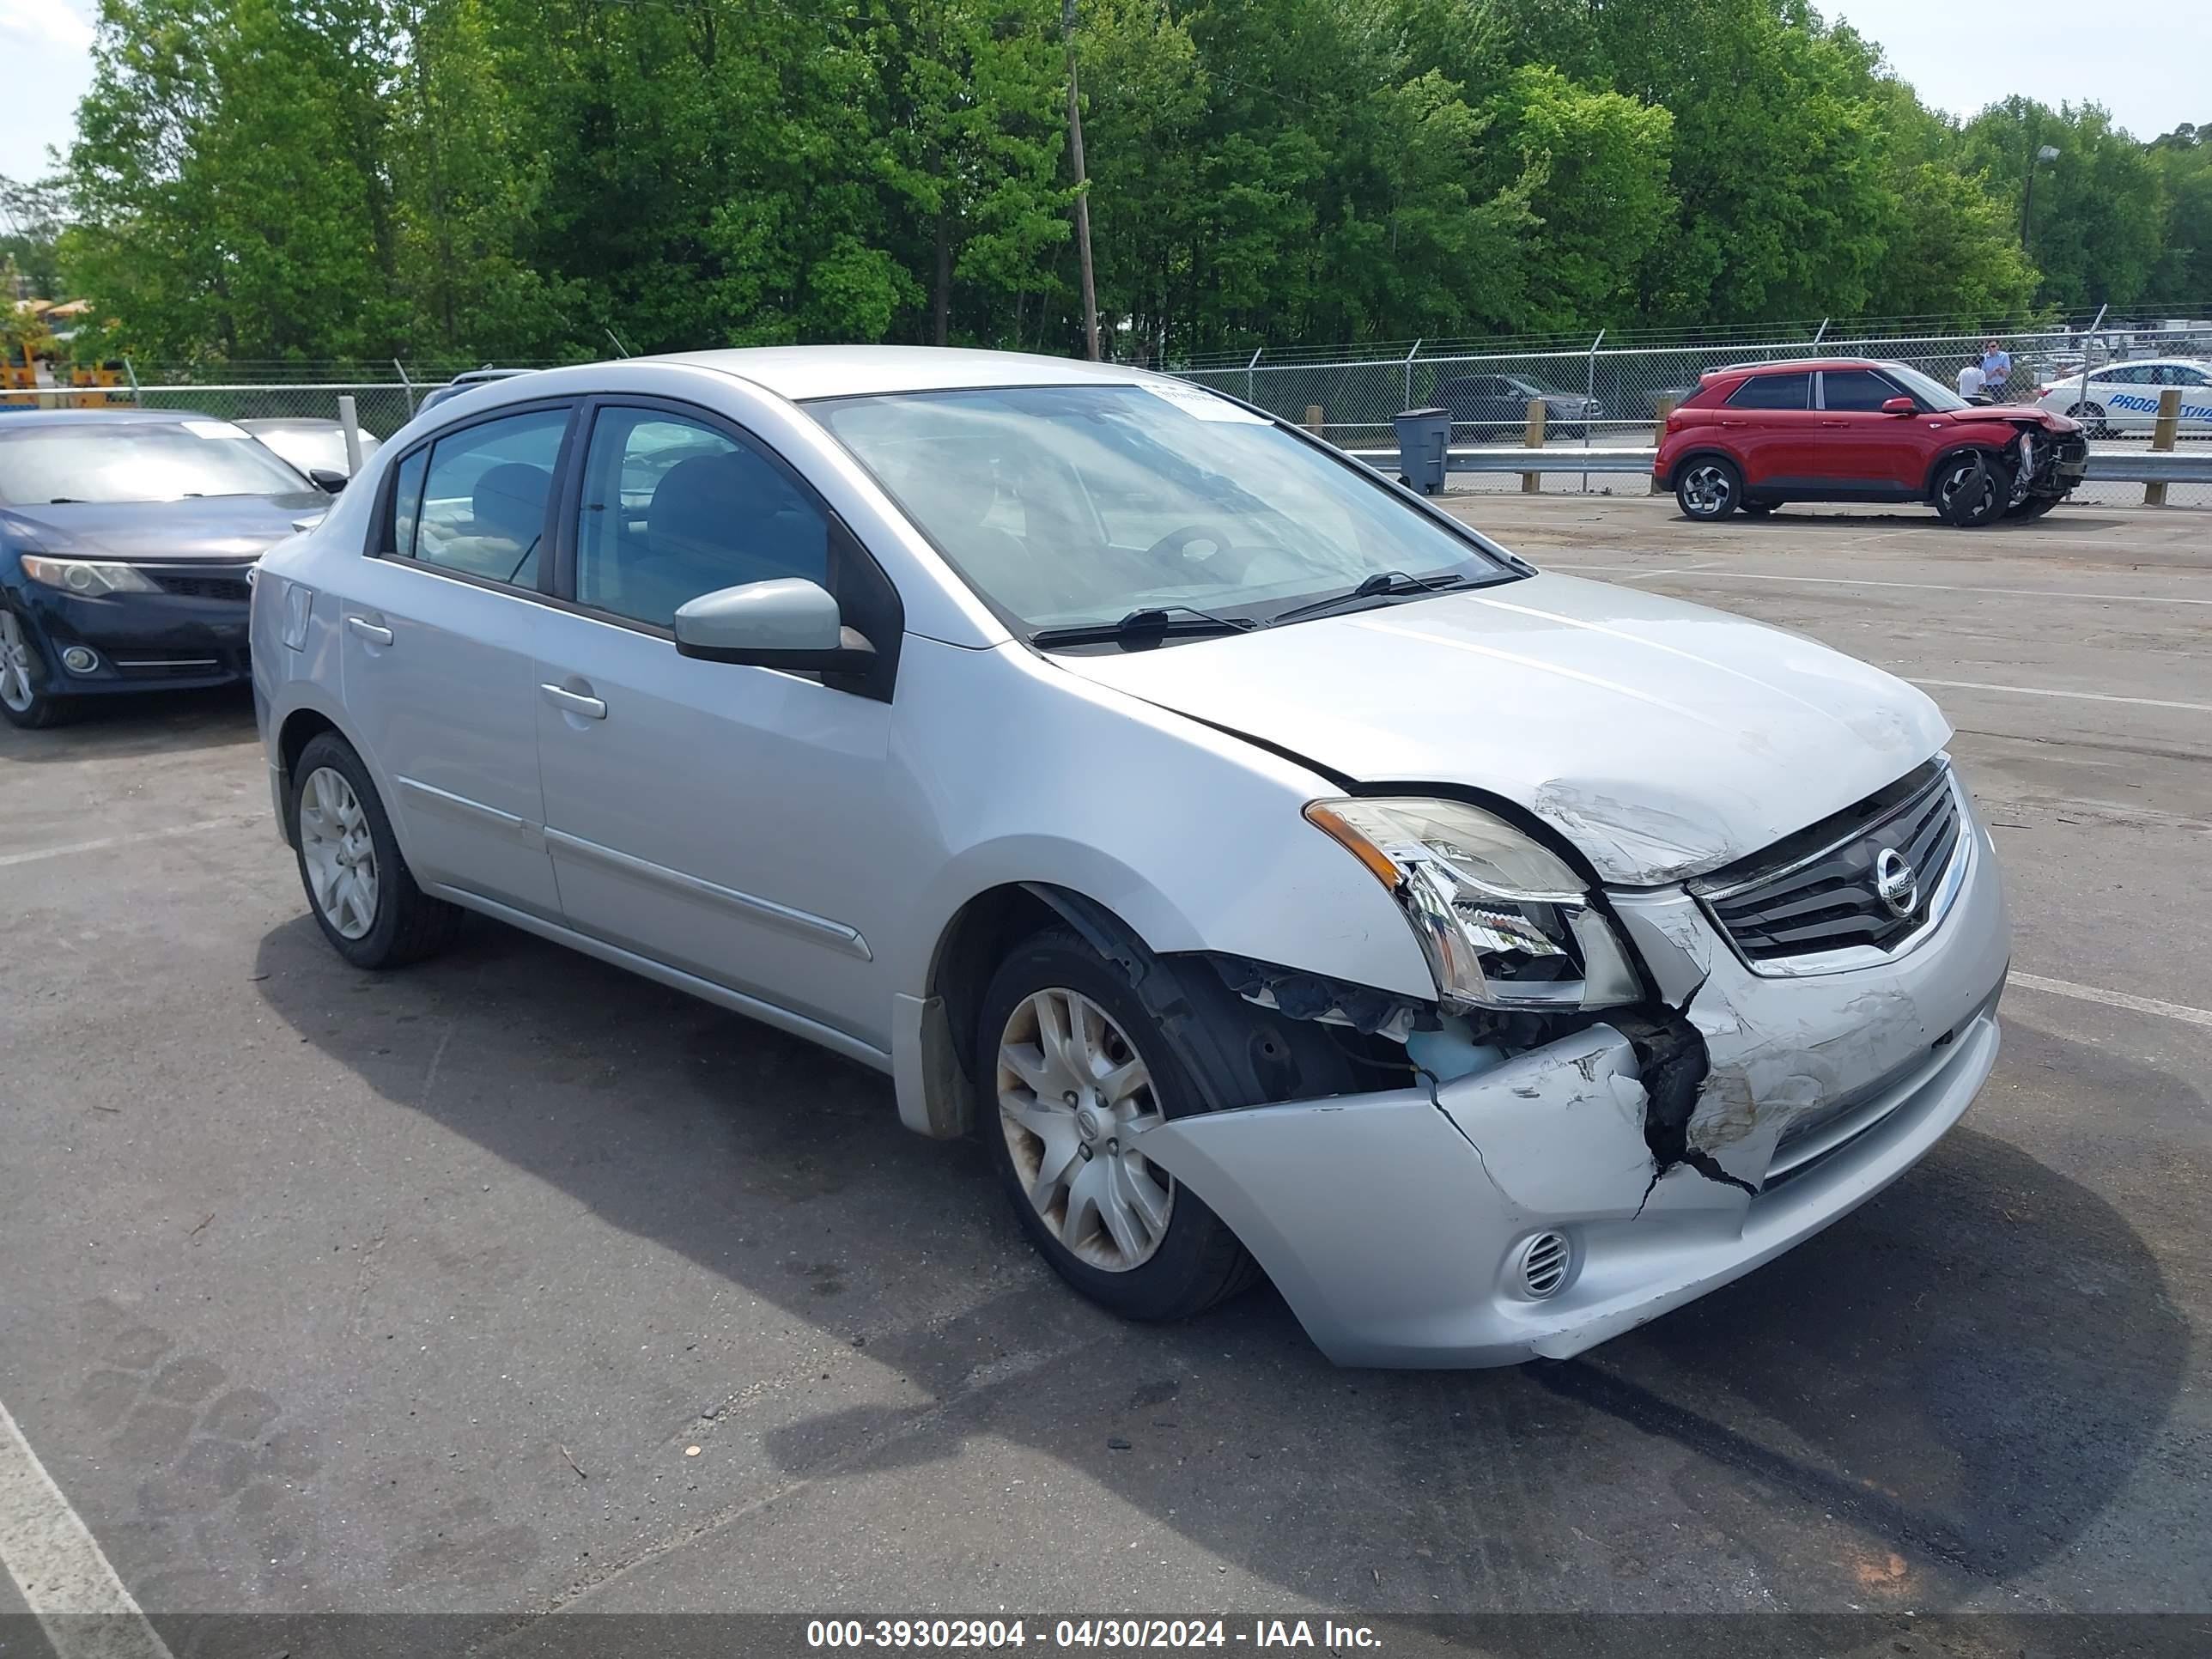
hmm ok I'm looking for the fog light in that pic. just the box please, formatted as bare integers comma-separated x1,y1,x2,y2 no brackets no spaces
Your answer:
60,646,100,674
1515,1231,1573,1299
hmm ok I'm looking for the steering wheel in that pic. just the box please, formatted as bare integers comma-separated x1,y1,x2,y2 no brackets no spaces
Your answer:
1142,521,1243,571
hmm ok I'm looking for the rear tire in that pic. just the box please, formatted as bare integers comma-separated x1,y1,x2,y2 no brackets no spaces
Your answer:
2066,401,2111,440
0,606,76,730
289,732,463,969
1675,458,1742,521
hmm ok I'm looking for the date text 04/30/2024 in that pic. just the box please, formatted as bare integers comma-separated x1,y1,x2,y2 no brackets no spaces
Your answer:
805,1619,1382,1649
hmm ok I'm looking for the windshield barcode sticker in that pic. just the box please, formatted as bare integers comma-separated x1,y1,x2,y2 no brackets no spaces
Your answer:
1136,380,1270,423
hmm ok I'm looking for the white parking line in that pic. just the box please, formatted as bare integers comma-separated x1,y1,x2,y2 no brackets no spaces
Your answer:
0,818,245,870
2011,973,2212,1032
1909,678,2212,714
1540,563,2212,607
0,1398,173,1659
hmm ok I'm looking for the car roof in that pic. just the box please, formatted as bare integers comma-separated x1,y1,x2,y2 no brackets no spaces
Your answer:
1702,358,1900,380
651,345,1160,402
0,407,217,428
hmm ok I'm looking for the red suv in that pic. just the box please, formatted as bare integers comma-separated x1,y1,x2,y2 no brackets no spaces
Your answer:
1655,358,2087,527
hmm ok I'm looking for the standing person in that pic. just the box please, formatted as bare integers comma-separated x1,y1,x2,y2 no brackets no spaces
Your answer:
1979,339,2013,398
1957,358,1986,401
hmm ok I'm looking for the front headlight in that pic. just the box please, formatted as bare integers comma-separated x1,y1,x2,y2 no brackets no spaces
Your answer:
1306,796,1643,1012
20,556,161,595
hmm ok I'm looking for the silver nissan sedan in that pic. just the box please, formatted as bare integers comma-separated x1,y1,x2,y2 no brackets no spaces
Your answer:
250,348,2010,1368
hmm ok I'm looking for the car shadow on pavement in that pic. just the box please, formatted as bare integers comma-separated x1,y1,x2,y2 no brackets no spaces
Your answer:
1712,512,2133,535
0,683,256,763
251,910,2193,1614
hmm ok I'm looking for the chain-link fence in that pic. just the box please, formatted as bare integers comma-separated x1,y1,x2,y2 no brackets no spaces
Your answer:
1173,314,2212,506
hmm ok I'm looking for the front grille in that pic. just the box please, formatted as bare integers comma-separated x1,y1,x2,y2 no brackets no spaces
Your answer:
153,573,252,603
1693,762,1962,965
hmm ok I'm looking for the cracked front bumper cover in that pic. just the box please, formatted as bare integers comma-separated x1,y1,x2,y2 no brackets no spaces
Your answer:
1138,795,2009,1369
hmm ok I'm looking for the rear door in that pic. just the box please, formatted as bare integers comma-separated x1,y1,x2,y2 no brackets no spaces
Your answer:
1715,370,1821,488
1814,367,1923,492
2153,362,2212,428
339,402,572,920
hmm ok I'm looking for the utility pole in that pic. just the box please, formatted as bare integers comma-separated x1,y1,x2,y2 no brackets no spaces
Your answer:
1061,0,1101,361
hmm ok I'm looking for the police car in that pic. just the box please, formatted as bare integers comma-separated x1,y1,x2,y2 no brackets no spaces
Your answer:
2032,358,2212,436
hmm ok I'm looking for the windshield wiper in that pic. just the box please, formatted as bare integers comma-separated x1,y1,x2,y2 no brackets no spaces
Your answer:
1263,569,1484,628
1029,603,1258,650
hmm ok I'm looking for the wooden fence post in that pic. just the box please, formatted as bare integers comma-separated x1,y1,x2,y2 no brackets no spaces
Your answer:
2145,386,2180,507
1522,398,1547,494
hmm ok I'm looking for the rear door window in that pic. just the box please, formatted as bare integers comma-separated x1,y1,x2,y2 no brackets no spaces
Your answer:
1724,373,1811,410
390,407,571,586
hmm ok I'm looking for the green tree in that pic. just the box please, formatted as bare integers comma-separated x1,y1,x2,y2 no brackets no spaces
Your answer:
2147,123,2212,302
1959,99,2166,310
64,0,404,363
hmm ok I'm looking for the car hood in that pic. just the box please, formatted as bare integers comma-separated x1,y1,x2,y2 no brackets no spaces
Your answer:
0,493,330,562
1047,573,1952,884
1944,403,2078,432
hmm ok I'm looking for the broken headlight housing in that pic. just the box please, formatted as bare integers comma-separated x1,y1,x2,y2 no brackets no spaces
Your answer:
1306,797,1642,1012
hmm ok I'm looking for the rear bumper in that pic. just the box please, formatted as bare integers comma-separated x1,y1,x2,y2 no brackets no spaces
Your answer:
15,582,252,693
1139,799,2010,1368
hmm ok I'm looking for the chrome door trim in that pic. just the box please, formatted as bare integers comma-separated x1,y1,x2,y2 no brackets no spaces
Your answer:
426,883,890,1071
542,825,872,961
396,775,544,845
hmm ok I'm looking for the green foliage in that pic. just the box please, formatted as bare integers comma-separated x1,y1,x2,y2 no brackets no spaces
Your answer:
1960,99,2166,311
43,0,2212,365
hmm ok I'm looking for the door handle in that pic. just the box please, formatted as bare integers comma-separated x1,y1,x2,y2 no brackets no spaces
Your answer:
540,682,607,720
347,616,394,646
1821,419,1850,428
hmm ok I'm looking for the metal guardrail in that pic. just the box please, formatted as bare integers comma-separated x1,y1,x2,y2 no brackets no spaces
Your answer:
1343,445,2212,485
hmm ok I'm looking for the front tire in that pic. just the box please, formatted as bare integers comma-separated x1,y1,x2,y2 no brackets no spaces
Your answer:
289,732,462,969
1933,451,2010,527
0,606,76,730
1675,458,1742,520
2007,495,2062,521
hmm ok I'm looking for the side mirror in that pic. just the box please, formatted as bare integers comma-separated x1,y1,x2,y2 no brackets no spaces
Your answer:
1881,397,1917,416
673,578,878,674
307,466,350,493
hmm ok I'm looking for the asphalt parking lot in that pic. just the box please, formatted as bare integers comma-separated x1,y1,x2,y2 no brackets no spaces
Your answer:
3,494,2209,1657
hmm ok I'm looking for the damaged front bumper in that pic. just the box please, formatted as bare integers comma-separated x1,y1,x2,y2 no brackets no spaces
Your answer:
1138,797,2010,1368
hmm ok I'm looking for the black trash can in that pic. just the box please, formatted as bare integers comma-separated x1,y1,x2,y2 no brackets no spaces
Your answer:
1392,407,1451,495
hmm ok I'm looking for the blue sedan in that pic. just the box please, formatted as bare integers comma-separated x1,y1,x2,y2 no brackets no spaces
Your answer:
0,408,335,727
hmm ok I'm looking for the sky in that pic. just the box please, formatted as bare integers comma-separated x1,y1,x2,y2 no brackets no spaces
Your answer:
1,0,2207,190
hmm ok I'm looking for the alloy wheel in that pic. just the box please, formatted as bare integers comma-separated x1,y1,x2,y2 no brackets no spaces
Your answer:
0,611,36,714
299,766,380,939
995,987,1173,1272
1682,463,1733,516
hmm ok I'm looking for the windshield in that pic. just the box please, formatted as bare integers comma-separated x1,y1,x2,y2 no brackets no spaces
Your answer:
1881,362,1972,412
812,382,1518,637
0,421,312,505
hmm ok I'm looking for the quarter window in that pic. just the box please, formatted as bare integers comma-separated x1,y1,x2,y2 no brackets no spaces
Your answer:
1820,369,1903,411
574,408,830,629
391,407,568,585
1724,373,1811,410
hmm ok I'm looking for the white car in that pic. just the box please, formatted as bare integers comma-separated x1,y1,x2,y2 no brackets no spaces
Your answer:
2033,357,2212,435
237,417,382,480
248,348,2010,1368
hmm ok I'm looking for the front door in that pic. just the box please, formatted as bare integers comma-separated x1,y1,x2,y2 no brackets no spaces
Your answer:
531,400,899,1046
340,402,572,920
1812,367,1923,492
